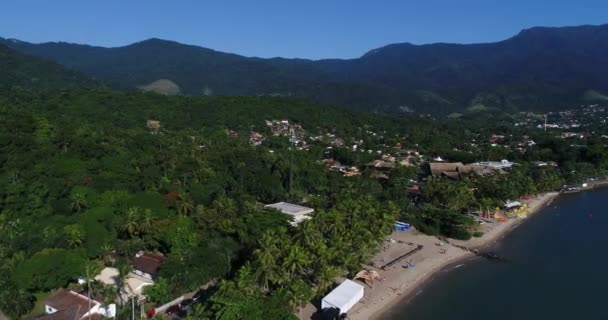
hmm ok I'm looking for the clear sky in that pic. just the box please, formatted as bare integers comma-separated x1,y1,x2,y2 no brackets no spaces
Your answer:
1,0,606,59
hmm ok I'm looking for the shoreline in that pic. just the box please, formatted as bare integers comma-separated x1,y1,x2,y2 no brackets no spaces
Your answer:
347,191,559,320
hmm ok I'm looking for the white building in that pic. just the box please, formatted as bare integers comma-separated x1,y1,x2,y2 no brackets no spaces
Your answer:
321,279,365,315
264,202,314,226
474,159,516,169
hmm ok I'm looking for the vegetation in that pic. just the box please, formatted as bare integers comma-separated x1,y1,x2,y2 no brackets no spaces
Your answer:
0,87,607,319
4,24,608,113
0,44,97,90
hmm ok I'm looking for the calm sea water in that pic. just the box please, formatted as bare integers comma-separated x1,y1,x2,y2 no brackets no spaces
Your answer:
382,188,608,320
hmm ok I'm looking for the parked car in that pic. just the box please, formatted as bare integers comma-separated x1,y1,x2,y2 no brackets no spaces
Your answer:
165,305,181,315
179,298,193,308
192,290,204,301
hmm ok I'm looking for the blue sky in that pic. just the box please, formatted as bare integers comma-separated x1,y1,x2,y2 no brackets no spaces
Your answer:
1,0,606,59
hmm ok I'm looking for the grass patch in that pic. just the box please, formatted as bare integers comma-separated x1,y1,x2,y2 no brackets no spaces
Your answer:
31,291,51,316
467,104,487,112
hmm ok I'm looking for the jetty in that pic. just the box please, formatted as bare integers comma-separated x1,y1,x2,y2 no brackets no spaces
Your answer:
380,245,423,270
438,237,508,262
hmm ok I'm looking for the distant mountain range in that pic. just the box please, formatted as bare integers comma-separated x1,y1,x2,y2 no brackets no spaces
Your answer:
0,42,96,90
2,23,608,113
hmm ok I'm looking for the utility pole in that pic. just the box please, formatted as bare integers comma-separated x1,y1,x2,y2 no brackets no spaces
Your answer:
544,114,548,132
289,127,295,198
86,267,91,320
131,297,135,320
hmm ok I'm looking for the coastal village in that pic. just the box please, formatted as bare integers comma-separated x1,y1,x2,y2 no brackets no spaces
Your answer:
25,102,608,320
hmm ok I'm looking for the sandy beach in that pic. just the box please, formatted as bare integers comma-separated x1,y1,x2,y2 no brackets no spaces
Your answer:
345,192,559,320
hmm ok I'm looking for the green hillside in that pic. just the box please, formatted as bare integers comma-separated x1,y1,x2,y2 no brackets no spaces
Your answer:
0,43,96,90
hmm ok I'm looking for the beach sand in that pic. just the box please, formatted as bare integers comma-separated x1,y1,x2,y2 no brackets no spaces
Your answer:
345,191,559,320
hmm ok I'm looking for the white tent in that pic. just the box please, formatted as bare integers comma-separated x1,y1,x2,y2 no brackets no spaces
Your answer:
504,200,522,209
321,279,364,314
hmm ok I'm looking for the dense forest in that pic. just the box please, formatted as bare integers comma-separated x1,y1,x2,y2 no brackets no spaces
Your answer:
0,44,97,90
1,87,607,319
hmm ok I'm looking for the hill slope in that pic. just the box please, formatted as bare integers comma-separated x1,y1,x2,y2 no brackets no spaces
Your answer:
0,42,95,89
3,24,608,113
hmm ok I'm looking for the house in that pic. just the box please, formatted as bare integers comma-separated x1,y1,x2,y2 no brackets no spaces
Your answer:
489,134,505,143
146,120,160,134
366,160,395,171
133,253,166,280
561,132,582,139
473,159,515,169
264,202,314,226
430,162,463,177
429,162,494,180
95,267,152,301
40,289,114,320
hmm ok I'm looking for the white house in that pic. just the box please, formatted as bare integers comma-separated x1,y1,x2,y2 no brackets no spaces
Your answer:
264,202,314,226
474,159,516,169
95,267,153,301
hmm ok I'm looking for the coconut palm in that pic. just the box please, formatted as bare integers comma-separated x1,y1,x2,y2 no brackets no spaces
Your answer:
280,279,314,319
64,224,85,248
314,265,341,294
99,243,115,265
282,245,310,279
122,207,140,238
70,192,87,214
115,263,133,306
138,208,154,236
176,193,194,216
253,232,282,291
235,262,257,295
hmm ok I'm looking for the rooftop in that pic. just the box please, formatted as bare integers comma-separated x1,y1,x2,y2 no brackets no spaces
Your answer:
36,306,102,320
133,253,166,275
46,289,100,311
264,202,314,216
94,267,119,286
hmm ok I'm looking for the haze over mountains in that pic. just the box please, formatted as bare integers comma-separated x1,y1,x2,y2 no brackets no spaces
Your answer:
2,23,608,114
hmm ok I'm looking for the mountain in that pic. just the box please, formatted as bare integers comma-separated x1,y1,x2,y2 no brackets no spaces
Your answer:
3,24,608,113
0,42,96,90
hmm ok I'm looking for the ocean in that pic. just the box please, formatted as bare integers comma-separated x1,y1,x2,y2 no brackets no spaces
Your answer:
381,188,608,320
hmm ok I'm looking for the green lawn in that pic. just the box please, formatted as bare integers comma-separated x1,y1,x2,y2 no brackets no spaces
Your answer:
31,291,51,317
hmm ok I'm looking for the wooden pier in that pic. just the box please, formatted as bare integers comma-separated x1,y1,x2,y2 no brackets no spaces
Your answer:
380,244,423,270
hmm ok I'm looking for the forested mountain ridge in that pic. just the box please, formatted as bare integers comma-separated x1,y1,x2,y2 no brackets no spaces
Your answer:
0,43,97,89
3,23,608,113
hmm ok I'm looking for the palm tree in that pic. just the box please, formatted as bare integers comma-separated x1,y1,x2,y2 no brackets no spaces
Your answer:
176,193,194,216
281,280,314,319
282,245,310,279
115,263,133,307
99,243,115,265
64,224,85,248
213,196,236,215
138,208,154,237
253,232,282,291
314,265,341,294
122,207,140,238
189,303,206,319
235,263,258,295
70,192,87,214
